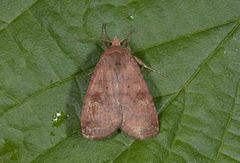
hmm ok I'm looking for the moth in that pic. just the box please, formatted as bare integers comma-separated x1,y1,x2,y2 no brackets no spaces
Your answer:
80,24,159,140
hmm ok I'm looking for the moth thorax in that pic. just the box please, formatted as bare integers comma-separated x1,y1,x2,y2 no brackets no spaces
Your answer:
111,36,121,46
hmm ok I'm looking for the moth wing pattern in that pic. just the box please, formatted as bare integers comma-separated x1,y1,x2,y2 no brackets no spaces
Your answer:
80,53,122,140
81,34,159,140
119,50,159,139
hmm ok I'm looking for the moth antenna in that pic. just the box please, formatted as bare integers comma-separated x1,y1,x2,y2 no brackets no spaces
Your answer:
100,23,112,48
127,30,134,39
101,23,109,39
134,56,168,77
120,30,134,47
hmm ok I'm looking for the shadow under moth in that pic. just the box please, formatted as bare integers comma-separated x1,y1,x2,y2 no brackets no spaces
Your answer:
80,24,159,140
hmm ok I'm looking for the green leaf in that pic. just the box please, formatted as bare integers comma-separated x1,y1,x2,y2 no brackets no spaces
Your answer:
1,0,240,162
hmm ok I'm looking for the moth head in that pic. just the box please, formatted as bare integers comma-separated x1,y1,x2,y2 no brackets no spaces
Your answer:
109,36,130,48
111,36,121,46
102,36,129,48
101,24,132,48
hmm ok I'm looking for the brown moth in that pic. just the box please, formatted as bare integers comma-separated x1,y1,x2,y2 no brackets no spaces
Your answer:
80,24,159,140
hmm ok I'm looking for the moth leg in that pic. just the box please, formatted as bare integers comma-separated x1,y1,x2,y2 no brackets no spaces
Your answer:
133,56,168,77
87,71,92,76
100,23,111,48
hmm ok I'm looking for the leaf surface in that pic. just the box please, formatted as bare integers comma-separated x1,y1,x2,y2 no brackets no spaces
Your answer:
0,0,240,162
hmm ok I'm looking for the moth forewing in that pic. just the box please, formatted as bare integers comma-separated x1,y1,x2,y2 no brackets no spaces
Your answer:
80,28,159,140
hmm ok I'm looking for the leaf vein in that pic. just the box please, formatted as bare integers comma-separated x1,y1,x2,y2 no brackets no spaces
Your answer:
163,22,239,162
214,79,240,162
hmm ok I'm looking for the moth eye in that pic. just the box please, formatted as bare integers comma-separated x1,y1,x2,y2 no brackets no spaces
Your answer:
120,39,128,48
103,41,112,48
107,42,112,47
